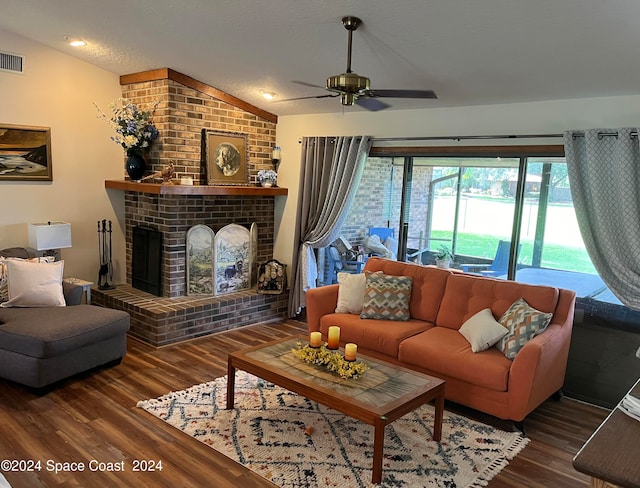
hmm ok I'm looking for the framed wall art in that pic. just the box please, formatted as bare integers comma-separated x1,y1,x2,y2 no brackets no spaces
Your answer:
0,124,52,181
202,129,249,185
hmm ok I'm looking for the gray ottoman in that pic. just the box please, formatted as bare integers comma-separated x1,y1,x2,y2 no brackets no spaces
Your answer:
0,304,130,388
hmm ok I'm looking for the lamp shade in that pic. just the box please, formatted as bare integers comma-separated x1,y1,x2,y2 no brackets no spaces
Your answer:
28,222,72,250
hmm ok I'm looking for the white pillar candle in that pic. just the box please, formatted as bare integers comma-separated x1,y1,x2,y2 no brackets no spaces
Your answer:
327,326,340,349
344,343,357,361
310,331,322,347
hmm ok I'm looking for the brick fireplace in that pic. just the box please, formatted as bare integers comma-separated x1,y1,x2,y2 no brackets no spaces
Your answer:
91,69,288,346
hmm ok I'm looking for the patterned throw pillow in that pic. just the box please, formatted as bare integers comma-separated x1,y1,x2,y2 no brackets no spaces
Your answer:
360,271,413,321
497,298,553,360
0,256,56,303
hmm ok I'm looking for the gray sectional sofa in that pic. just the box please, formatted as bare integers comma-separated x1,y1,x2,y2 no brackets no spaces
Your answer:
0,247,130,388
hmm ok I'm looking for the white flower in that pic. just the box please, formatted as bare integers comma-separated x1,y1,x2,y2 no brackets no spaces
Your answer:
258,169,278,181
95,98,160,152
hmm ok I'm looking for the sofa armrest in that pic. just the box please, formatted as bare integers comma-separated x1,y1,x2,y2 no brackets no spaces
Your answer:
63,282,84,306
306,284,340,333
507,289,576,420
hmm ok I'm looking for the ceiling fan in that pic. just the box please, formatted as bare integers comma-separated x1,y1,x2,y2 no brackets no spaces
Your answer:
281,16,437,111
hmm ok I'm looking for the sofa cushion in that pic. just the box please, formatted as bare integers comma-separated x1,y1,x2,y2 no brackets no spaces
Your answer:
497,298,553,359
319,313,433,358
363,257,452,322
399,327,512,392
436,273,559,330
360,271,412,321
459,308,508,353
335,272,367,314
0,305,130,358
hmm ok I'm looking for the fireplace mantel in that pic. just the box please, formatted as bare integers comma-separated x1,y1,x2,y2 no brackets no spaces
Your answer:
105,180,288,196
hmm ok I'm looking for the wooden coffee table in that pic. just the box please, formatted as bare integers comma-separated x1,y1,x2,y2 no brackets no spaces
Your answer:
226,336,445,484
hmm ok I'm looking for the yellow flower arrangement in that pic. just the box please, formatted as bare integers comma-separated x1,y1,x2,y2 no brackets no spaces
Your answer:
292,341,370,379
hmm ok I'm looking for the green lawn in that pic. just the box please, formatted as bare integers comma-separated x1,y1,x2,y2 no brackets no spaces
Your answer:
431,230,597,274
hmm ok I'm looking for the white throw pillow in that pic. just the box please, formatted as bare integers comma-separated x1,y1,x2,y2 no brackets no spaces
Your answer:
0,256,55,303
459,308,508,353
1,259,65,308
335,272,367,314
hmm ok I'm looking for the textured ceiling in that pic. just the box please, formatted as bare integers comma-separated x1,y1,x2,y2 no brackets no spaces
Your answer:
2,0,640,117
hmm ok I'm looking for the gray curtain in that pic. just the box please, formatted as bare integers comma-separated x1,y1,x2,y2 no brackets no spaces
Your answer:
288,135,372,317
564,128,640,310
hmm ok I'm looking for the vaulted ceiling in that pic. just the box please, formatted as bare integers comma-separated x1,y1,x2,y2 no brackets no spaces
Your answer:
2,0,640,116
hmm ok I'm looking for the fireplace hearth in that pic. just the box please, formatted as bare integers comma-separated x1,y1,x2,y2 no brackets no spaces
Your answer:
92,185,288,346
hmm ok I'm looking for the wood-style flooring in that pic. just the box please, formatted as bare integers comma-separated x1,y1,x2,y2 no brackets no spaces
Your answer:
0,320,608,487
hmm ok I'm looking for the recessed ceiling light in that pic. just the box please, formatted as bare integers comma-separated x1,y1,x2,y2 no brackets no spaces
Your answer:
260,90,277,100
64,36,87,47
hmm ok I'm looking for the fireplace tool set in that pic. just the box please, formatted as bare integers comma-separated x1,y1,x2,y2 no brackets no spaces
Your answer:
98,219,115,290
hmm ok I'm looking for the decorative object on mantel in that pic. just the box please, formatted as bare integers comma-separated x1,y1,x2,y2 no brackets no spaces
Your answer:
97,219,115,290
257,259,287,294
95,98,159,182
125,151,146,181
202,129,249,186
140,161,175,185
257,169,278,187
271,146,281,172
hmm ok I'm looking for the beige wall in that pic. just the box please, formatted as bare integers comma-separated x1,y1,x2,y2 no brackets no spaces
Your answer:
0,29,125,282
274,95,640,270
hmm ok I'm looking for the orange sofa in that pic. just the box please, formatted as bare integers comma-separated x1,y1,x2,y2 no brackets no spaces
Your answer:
306,257,576,422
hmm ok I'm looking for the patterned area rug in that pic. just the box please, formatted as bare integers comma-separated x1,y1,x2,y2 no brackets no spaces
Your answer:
137,372,529,487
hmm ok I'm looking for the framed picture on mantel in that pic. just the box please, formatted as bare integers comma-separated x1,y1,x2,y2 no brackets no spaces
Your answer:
202,129,249,185
0,124,53,181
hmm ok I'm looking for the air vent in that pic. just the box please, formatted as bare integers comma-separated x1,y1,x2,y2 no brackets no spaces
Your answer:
0,51,24,74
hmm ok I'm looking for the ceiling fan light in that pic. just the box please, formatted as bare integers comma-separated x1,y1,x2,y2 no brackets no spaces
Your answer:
340,93,356,106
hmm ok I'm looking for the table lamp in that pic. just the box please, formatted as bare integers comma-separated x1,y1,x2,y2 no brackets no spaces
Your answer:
28,221,72,261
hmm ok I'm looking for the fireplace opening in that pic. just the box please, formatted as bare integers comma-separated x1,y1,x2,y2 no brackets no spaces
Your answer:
132,226,162,296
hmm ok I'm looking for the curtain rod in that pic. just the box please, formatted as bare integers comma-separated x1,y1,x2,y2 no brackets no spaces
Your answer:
298,133,563,143
373,133,563,142
570,130,638,139
297,131,638,143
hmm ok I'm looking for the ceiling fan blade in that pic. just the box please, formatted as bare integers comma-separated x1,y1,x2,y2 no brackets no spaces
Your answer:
274,93,339,103
366,89,438,99
355,97,390,112
292,80,326,89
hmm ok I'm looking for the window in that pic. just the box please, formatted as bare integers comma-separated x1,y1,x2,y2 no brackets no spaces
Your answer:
360,145,619,305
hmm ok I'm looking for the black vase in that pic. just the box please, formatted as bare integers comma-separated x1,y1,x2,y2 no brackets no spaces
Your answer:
126,151,146,181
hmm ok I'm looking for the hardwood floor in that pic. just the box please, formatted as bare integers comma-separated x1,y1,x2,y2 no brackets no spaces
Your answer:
0,320,607,487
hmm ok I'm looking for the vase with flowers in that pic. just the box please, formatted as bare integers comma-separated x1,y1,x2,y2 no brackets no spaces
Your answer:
95,98,160,181
257,169,278,187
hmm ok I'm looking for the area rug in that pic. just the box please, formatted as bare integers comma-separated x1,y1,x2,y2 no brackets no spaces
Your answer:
137,372,529,487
